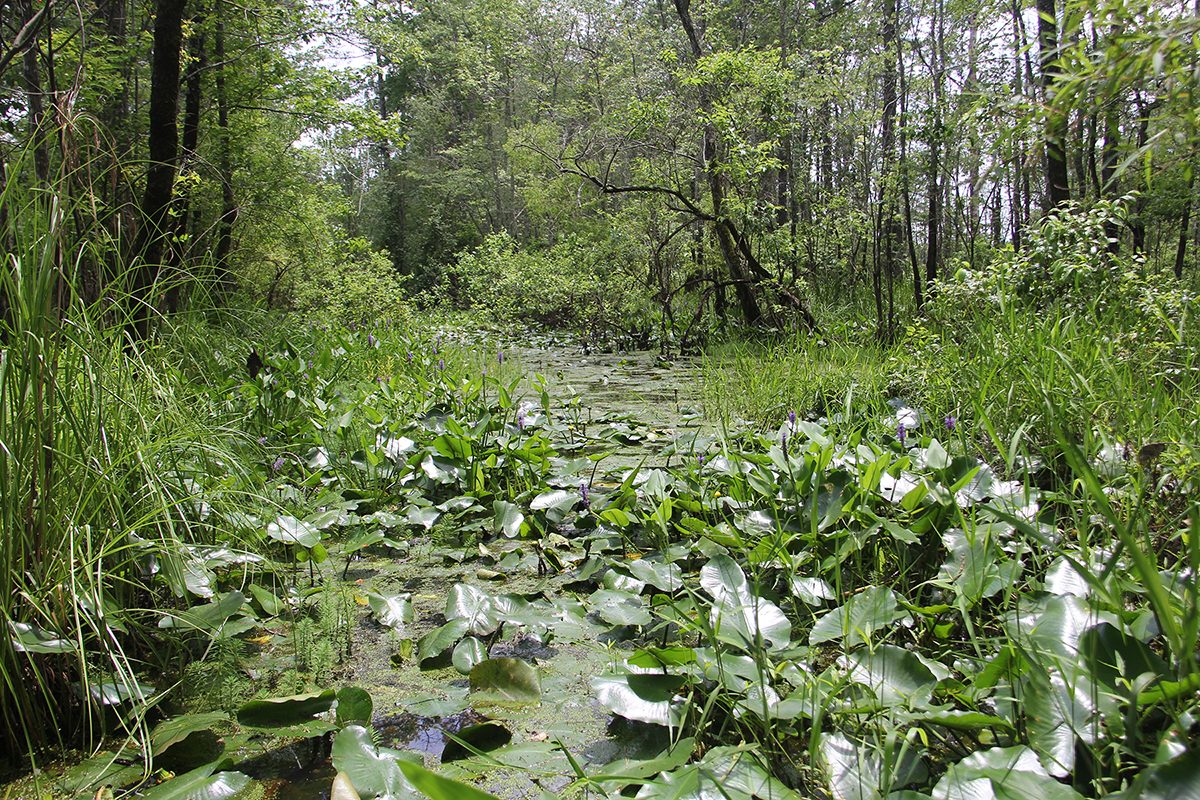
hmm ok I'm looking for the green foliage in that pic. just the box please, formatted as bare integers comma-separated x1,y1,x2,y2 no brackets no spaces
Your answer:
448,232,644,332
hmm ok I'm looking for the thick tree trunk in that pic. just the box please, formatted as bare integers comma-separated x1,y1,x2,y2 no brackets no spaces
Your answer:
1037,0,1070,208
129,0,186,340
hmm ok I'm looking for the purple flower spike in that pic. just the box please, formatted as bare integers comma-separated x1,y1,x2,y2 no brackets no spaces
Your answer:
896,422,907,446
788,411,797,427
407,352,413,364
517,412,526,430
579,482,590,507
438,359,445,371
272,456,285,472
368,333,376,347
498,350,504,364
944,415,957,432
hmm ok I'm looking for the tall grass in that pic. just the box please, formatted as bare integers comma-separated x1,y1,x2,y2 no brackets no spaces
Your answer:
0,165,257,769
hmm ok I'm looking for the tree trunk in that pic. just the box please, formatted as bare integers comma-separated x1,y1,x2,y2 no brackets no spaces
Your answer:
875,0,901,342
1037,0,1070,208
129,0,187,340
213,5,237,293
672,0,763,325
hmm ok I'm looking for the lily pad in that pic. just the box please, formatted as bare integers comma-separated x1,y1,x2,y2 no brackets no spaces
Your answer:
150,712,229,757
137,761,250,800
332,724,421,800
469,657,542,704
593,674,686,727
369,592,415,630
237,689,336,728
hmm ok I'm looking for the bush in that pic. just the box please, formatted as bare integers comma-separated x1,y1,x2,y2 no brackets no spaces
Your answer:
448,232,645,332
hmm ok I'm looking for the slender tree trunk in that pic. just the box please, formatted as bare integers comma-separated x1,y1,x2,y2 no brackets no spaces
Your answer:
16,0,50,185
875,0,901,342
672,0,763,325
214,5,237,293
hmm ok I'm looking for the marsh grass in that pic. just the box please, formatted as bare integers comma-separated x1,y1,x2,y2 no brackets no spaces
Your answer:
0,168,262,770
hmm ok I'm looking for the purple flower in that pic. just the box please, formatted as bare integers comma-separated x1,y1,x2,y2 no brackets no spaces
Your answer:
498,350,504,364
257,436,268,445
272,456,285,472
438,359,444,371
781,431,789,459
944,415,957,432
481,368,487,377
896,422,907,446
697,454,706,466
367,333,376,347
434,336,440,354
407,352,413,364
579,482,590,507
788,411,797,427
517,412,526,430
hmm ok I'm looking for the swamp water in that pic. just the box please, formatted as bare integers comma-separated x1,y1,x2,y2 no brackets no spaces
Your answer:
24,346,710,800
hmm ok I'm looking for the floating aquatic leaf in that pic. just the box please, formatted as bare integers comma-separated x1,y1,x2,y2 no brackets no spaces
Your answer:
137,761,250,800
237,689,336,729
841,644,945,708
453,637,488,675
446,584,500,636
492,500,525,538
266,515,320,547
336,686,374,727
417,618,469,665
441,720,515,762
149,712,229,757
469,658,541,704
593,674,686,727
331,725,421,800
590,589,652,627
368,592,414,630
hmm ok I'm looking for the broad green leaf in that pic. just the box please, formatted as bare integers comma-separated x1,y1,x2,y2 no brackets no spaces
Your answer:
842,645,944,708
493,500,525,538
441,720,515,763
823,731,926,800
590,589,652,626
266,515,320,548
149,712,229,757
627,558,683,592
368,592,414,630
593,674,686,727
453,637,488,675
237,689,336,728
417,618,469,665
158,591,249,634
138,761,250,800
628,647,697,669
331,725,420,800
446,584,500,636
247,584,283,617
810,586,907,647
469,658,541,704
9,621,77,654
336,686,374,727
791,576,834,605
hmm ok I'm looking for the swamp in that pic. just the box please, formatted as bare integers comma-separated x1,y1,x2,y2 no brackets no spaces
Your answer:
3,0,1200,798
